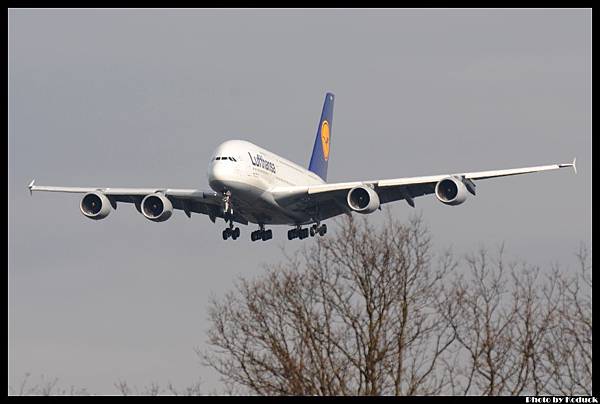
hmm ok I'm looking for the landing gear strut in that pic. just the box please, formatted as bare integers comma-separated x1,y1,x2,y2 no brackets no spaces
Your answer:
251,224,272,242
222,191,233,222
221,191,240,240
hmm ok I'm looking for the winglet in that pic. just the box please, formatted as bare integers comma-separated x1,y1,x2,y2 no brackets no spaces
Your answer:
28,179,35,195
558,158,577,175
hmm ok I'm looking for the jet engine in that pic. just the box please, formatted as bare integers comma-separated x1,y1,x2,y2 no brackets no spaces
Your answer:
141,193,173,222
347,185,380,214
435,177,468,206
80,191,111,220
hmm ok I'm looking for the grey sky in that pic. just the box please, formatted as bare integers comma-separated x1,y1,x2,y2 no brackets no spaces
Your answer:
9,9,591,394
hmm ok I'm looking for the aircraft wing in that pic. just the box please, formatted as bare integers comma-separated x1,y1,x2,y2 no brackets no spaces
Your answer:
27,182,248,224
272,159,576,220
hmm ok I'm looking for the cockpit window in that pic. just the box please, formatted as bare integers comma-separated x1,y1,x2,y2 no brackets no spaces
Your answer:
229,157,236,161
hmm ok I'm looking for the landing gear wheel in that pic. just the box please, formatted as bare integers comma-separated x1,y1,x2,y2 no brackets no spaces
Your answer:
288,228,302,240
251,226,271,241
298,228,309,240
223,227,240,240
319,224,327,236
310,225,317,237
222,228,231,240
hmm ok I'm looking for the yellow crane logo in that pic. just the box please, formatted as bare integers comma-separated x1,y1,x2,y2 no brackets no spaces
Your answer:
321,120,330,161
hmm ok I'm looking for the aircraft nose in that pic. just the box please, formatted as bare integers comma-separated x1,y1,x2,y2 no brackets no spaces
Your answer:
208,162,232,192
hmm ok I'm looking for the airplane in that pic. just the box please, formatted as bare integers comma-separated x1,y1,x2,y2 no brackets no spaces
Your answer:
28,92,577,242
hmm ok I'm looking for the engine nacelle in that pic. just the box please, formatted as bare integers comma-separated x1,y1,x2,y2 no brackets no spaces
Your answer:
435,177,468,206
80,192,111,220
347,185,380,214
141,193,173,222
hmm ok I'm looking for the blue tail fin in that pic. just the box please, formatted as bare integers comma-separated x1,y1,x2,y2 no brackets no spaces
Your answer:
308,92,334,181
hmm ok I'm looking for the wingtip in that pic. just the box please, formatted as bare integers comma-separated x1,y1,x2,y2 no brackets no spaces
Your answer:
28,179,35,195
558,159,577,175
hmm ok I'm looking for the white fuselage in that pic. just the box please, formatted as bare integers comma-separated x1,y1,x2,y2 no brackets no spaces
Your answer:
207,140,325,225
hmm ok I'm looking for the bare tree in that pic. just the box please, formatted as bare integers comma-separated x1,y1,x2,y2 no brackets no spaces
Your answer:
440,247,552,395
538,244,592,395
203,213,592,396
114,379,204,396
440,244,592,396
11,217,590,396
9,373,90,396
203,213,457,395
9,373,203,396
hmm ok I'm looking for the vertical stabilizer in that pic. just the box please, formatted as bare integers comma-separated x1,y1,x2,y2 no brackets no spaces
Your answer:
308,92,334,181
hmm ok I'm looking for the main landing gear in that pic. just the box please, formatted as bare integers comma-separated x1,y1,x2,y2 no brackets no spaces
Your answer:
251,224,272,242
222,221,240,240
288,223,327,240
